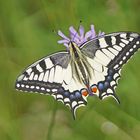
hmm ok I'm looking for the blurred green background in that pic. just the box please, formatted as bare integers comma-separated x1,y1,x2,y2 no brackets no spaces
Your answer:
0,0,140,140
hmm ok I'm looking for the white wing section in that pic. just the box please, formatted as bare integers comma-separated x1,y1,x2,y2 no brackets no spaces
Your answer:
86,57,107,83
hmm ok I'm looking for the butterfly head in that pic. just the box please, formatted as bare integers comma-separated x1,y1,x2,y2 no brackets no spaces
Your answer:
69,41,81,59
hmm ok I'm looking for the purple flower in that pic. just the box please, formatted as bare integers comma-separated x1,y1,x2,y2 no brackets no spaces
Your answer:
57,24,105,49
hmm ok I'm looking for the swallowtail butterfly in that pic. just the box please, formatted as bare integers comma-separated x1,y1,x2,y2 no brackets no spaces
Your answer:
15,30,140,119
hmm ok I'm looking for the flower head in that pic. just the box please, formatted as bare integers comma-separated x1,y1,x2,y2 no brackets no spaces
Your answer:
57,24,105,49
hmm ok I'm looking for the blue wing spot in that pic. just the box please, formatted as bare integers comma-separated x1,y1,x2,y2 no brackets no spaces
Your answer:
58,87,64,93
104,81,110,88
64,91,69,97
106,76,112,81
75,91,81,98
70,94,75,100
108,69,114,75
98,82,104,90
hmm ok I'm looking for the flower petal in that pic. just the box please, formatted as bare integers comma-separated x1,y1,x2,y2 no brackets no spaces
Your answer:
64,43,69,48
57,40,69,44
85,31,92,40
58,30,70,41
57,24,105,48
90,25,96,39
98,30,105,37
73,38,80,44
69,26,77,35
79,25,85,38
69,26,80,41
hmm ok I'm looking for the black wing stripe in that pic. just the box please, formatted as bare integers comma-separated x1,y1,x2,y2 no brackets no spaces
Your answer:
32,66,40,74
115,34,122,45
39,60,46,71
97,33,140,69
109,36,140,69
105,36,113,46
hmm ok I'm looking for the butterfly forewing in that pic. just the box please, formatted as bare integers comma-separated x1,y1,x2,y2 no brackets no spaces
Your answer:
82,32,140,68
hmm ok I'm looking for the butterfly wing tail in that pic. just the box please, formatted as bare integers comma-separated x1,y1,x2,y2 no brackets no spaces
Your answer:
98,68,121,103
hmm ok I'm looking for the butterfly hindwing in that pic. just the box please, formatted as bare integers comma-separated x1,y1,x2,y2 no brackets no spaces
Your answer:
98,68,121,103
15,52,87,118
53,85,87,119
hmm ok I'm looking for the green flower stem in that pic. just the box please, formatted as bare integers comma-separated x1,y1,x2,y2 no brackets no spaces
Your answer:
46,103,57,140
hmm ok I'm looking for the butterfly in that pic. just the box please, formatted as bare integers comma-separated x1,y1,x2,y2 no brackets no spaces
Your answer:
15,28,140,119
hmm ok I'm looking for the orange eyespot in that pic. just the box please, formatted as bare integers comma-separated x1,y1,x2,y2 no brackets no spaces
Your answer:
81,89,88,96
91,86,98,93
